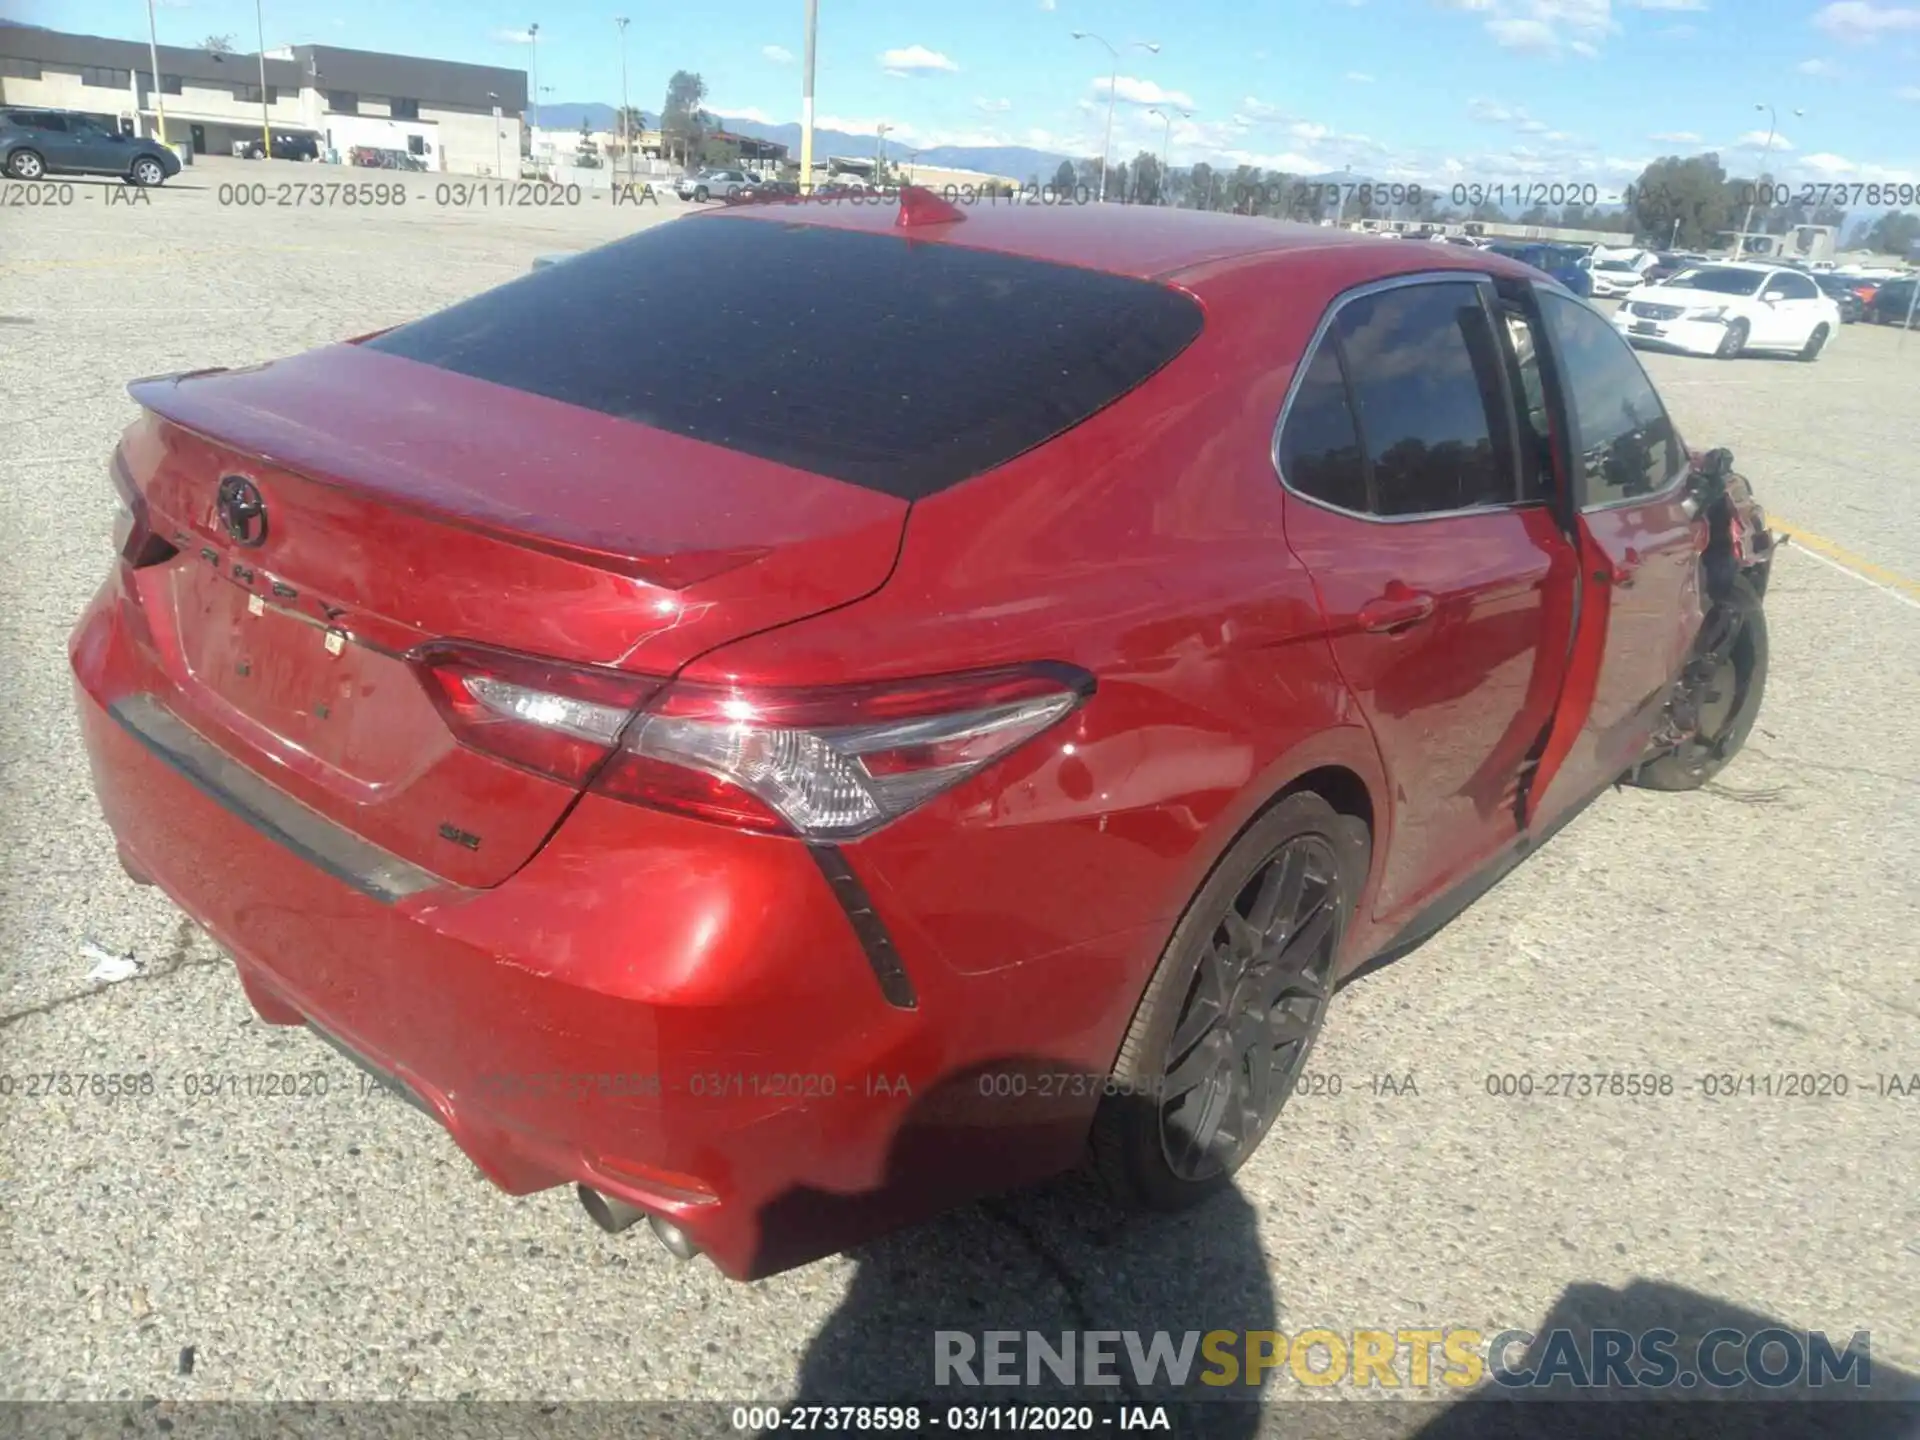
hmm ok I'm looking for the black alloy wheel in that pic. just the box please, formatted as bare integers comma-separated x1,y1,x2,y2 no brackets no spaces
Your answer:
1157,834,1341,1182
1091,791,1367,1211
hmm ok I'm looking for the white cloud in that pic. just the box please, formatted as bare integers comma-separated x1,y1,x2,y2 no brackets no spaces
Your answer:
1291,121,1333,142
1901,84,1920,98
1650,129,1703,142
1626,0,1706,8
1095,76,1198,107
1239,96,1286,119
1734,129,1797,149
1799,152,1858,174
878,45,958,75
1570,38,1600,53
493,27,535,43
762,44,794,63
1346,70,1377,81
1797,56,1840,73
974,96,1012,112
1488,17,1564,51
1040,0,1056,9
1467,97,1519,122
1812,2,1920,41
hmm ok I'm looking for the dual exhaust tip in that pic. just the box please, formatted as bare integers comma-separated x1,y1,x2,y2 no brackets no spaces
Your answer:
575,1183,700,1261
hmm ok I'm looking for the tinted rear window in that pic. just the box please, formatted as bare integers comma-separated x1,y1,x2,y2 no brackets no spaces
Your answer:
365,217,1205,499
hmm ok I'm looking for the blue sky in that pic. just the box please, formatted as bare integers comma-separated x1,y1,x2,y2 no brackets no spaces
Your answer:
29,0,1920,192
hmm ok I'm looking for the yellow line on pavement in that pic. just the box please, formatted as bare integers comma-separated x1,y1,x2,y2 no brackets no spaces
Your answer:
1771,515,1920,605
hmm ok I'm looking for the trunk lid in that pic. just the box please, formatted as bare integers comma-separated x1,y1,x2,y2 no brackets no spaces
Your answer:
122,344,907,888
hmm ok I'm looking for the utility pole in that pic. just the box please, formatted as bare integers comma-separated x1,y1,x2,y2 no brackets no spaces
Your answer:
875,121,890,183
1146,106,1189,205
528,21,541,169
615,17,631,187
144,0,169,146
254,0,272,157
800,0,818,193
1736,102,1802,257
489,91,502,177
1072,32,1159,203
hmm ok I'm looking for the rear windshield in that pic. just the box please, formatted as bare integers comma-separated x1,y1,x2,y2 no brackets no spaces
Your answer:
365,216,1206,500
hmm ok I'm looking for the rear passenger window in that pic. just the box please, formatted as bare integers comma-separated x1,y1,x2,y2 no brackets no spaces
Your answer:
1276,341,1366,513
1539,292,1682,507
1276,280,1519,518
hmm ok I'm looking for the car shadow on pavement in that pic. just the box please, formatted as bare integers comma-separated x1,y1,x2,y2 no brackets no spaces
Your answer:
1409,1278,1918,1440
755,1063,1276,1439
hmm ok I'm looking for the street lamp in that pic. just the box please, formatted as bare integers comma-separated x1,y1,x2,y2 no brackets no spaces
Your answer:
800,0,819,193
615,17,631,187
875,121,891,182
253,0,273,158
488,91,503,176
1736,103,1803,257
1072,31,1159,203
144,0,169,146
1146,106,1189,206
528,22,541,125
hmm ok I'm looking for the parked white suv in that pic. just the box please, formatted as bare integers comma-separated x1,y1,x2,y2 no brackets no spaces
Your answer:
1613,262,1843,360
1586,257,1646,298
675,168,751,202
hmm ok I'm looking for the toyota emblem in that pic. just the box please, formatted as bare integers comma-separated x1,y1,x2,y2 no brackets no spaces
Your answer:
215,475,268,548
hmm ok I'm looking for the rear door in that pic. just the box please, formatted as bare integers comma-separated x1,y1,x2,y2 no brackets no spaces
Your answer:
20,111,79,168
1277,275,1581,924
1522,288,1702,826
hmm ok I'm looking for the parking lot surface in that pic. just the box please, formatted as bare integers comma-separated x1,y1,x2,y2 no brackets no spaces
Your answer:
2,162,1916,1415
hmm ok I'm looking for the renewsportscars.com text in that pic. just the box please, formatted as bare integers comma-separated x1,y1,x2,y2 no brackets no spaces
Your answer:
934,1328,1874,1391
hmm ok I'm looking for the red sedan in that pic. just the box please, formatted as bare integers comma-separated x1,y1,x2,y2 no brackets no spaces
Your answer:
71,190,1776,1279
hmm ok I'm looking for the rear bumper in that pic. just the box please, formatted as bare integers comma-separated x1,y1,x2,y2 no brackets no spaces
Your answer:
72,570,1109,1278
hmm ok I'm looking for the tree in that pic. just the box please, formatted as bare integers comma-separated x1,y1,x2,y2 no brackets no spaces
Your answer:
1108,160,1130,203
1188,160,1217,211
1051,159,1078,196
1519,202,1554,227
1131,150,1162,206
1075,157,1102,196
1867,210,1920,257
661,71,711,167
202,34,235,54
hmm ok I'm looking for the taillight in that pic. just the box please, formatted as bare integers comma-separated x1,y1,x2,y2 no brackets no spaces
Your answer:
410,642,664,784
110,449,177,569
408,646,1094,838
594,663,1095,838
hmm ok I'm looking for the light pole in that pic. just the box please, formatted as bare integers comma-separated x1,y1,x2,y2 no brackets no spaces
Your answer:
528,20,541,164
1146,106,1188,205
1671,215,1681,248
615,17,630,186
800,0,818,193
1072,31,1159,203
875,122,890,183
253,0,272,157
1736,103,1802,257
489,90,502,176
144,0,169,146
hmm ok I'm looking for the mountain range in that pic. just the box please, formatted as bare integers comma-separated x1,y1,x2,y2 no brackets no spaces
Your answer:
529,102,1074,180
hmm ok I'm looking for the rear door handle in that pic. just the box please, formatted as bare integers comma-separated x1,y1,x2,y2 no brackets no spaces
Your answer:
1358,587,1437,633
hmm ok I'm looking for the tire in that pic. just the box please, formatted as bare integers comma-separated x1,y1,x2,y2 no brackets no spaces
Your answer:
694,185,709,202
1089,792,1369,1212
1715,319,1749,359
1625,580,1768,792
1797,323,1830,362
129,156,166,187
5,148,45,181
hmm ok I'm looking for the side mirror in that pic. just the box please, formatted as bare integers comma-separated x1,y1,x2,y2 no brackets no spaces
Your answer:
1762,290,1785,304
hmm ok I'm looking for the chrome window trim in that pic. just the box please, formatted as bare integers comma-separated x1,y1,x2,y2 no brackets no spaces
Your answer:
1268,270,1554,526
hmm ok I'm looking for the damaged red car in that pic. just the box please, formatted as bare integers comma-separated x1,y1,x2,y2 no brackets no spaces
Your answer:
71,192,1775,1279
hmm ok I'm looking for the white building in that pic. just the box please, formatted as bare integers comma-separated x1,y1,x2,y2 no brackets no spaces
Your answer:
0,23,526,176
